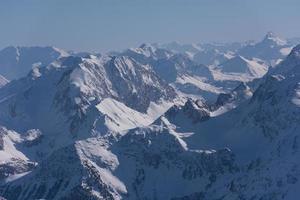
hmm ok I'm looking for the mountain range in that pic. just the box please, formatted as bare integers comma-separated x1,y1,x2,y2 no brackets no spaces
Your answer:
0,32,299,200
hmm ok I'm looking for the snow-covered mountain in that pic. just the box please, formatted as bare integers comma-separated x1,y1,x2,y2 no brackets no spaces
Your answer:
0,54,177,134
0,37,300,199
0,46,68,80
158,44,300,199
0,51,181,199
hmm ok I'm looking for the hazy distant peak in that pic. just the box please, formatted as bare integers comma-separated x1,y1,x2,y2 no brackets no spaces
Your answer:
262,31,287,46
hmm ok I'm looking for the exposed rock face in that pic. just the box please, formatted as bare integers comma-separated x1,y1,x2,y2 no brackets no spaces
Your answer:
165,99,210,124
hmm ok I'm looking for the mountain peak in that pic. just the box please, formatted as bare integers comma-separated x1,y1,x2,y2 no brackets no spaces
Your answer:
262,31,287,46
139,43,155,50
265,31,276,38
125,43,157,58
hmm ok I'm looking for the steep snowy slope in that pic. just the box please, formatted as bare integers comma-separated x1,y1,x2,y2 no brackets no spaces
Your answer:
0,127,38,182
96,98,173,132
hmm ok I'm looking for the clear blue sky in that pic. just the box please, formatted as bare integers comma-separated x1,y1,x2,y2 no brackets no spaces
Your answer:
1,0,300,52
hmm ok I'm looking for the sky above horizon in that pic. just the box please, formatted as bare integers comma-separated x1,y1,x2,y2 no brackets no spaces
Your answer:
1,0,300,53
